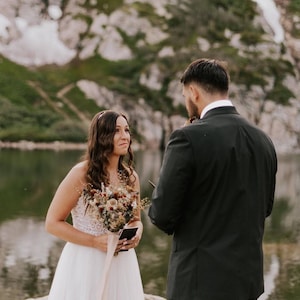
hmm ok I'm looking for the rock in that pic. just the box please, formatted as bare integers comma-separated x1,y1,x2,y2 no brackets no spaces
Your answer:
0,0,300,154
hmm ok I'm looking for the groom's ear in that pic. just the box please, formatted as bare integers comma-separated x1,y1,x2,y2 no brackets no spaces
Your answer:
189,83,201,103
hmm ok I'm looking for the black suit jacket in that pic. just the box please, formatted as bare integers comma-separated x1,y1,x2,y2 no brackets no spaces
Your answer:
148,106,277,300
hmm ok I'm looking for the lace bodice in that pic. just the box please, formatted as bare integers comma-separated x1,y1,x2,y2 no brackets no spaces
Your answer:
71,194,109,236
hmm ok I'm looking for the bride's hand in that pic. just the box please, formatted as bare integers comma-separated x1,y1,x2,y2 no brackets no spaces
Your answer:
118,235,140,251
115,221,143,253
93,234,111,252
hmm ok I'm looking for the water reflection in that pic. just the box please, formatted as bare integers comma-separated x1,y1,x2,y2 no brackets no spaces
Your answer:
274,155,300,235
0,150,299,300
259,254,280,300
260,154,300,300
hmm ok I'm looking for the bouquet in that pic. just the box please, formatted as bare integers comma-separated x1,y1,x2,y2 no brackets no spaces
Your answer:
82,182,150,233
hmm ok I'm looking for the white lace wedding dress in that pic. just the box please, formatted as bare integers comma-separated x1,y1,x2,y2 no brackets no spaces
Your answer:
48,194,144,300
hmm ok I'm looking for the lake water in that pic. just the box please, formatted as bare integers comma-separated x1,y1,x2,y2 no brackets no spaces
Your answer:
0,149,299,300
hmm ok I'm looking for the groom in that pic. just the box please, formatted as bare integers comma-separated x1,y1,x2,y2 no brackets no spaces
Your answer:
148,58,277,300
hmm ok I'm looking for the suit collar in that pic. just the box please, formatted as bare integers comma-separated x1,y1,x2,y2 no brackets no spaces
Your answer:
201,106,239,119
200,100,233,119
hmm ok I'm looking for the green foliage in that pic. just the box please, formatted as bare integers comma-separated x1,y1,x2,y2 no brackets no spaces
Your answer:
266,83,294,105
228,55,295,97
74,13,93,27
84,0,123,14
264,59,295,105
65,86,100,118
232,65,267,87
0,96,87,142
288,0,300,14
39,56,143,89
0,97,60,129
131,2,155,19
50,120,87,142
0,0,297,142
0,57,40,106
240,30,263,45
287,0,300,38
215,0,257,20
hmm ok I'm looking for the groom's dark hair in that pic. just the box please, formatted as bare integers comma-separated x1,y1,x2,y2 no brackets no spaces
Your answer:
180,58,230,94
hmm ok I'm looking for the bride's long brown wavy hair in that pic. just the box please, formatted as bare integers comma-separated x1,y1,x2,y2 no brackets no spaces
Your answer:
83,110,135,190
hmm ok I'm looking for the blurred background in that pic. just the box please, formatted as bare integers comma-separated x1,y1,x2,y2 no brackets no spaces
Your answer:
0,0,300,299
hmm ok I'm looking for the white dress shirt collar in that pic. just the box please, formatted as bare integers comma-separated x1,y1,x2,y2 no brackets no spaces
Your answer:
200,100,233,119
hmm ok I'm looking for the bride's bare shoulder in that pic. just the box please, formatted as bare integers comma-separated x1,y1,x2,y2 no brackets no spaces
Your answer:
73,160,88,170
67,160,88,179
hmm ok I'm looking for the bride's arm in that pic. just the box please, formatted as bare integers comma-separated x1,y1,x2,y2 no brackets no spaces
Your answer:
45,162,109,252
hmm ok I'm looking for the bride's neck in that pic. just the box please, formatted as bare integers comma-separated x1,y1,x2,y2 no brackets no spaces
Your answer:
107,158,121,185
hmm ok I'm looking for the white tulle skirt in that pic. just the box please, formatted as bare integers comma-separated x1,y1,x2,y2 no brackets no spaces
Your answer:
48,242,144,300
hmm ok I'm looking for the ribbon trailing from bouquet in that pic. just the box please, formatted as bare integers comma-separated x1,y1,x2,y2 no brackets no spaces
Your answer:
98,234,119,300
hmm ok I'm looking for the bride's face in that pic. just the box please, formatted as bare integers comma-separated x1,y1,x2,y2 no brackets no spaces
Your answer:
113,116,131,156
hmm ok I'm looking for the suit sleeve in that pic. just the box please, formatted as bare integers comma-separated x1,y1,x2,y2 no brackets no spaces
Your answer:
266,144,277,217
148,129,194,234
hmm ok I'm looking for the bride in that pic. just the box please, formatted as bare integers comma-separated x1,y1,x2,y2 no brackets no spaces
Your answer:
45,110,144,300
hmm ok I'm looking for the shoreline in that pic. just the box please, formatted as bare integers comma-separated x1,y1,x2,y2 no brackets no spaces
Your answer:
0,140,142,151
0,140,87,151
25,294,166,300
0,140,299,155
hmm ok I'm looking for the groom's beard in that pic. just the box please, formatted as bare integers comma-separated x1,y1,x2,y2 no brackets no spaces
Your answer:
187,98,199,120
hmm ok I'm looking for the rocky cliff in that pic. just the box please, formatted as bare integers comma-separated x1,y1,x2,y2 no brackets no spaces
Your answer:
0,0,299,153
